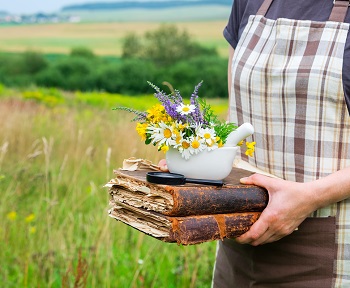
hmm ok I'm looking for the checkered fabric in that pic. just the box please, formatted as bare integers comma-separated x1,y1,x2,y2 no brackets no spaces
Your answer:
229,14,350,285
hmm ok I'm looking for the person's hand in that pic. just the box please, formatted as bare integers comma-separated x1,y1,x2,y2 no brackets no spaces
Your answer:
236,174,318,246
158,159,169,172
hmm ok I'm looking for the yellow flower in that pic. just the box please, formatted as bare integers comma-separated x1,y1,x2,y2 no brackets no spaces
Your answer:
237,140,244,146
136,123,148,141
245,141,256,157
246,141,256,149
216,137,223,147
7,211,17,221
245,149,254,157
25,213,35,223
160,145,169,153
146,104,167,123
29,226,36,234
173,130,182,144
177,123,188,130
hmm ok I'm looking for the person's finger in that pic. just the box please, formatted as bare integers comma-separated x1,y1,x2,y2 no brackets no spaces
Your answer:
159,164,168,172
158,159,169,172
236,216,269,244
240,173,276,188
250,231,275,246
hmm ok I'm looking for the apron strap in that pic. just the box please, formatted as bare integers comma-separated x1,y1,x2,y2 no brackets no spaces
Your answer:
329,0,350,22
256,0,274,16
257,0,349,22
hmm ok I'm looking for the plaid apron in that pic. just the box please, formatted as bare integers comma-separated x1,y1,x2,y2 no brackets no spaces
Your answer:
214,0,350,286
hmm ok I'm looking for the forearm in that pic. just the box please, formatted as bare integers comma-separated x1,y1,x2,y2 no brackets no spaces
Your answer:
238,166,350,245
306,166,350,210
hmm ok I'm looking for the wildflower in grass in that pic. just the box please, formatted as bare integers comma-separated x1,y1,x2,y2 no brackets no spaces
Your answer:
25,213,35,223
29,226,36,234
138,259,144,265
7,211,17,221
245,141,256,157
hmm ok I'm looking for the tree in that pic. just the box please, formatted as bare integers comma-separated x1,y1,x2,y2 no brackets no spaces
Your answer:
121,33,143,58
121,24,217,66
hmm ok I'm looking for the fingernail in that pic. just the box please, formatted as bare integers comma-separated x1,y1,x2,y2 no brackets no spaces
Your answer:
240,177,248,184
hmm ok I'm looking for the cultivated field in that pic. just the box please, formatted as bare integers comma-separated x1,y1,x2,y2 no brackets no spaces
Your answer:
0,87,228,287
0,20,229,57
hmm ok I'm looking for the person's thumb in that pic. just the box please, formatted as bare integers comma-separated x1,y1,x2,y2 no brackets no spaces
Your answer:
240,173,273,188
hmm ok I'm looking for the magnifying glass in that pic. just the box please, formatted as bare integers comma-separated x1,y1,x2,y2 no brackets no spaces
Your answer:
146,172,224,187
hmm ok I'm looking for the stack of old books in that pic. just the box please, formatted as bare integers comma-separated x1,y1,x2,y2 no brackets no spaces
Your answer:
106,164,268,245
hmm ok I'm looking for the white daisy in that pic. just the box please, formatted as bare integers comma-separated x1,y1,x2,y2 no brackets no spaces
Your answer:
176,104,196,115
197,127,218,150
178,139,192,159
147,122,176,147
188,136,205,155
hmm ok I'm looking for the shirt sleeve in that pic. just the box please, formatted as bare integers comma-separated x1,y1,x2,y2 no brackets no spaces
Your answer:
223,0,243,49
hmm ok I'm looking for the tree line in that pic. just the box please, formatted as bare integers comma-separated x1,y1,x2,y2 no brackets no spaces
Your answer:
0,25,228,98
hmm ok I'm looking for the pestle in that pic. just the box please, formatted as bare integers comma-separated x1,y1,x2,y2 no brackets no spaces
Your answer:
224,123,254,147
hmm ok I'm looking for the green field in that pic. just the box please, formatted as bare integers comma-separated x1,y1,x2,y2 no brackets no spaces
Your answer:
61,5,231,22
0,19,230,57
0,86,228,287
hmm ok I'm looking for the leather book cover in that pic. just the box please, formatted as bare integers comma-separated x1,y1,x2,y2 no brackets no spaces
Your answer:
107,168,268,217
109,200,261,245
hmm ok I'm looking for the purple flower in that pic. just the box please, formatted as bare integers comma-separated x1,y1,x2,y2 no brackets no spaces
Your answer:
190,81,204,124
148,81,206,125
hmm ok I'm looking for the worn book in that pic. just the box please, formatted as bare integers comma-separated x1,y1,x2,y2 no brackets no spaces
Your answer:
107,168,268,217
109,200,261,245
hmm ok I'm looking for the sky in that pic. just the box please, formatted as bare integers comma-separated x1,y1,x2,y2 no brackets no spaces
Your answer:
0,0,166,15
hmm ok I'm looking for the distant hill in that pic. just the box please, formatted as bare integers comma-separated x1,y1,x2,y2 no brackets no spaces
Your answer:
62,0,232,11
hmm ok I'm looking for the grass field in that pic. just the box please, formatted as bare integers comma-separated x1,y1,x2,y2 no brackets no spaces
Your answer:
60,5,231,22
0,20,229,57
0,86,228,287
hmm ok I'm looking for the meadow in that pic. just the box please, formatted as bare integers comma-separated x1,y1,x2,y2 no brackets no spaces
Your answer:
0,85,229,287
0,20,229,57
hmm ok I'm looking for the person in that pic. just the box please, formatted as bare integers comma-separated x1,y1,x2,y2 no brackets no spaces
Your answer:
210,0,350,287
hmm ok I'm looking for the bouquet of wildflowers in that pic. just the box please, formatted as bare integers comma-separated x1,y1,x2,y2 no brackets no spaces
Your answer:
114,82,254,159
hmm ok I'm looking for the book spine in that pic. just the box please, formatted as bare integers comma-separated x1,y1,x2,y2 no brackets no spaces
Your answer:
165,212,261,245
166,186,268,216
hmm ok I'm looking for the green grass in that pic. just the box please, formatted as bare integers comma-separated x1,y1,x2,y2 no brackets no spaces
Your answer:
0,86,228,287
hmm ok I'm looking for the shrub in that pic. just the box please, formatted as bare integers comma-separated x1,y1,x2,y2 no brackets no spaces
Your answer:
0,51,47,87
70,47,95,59
164,56,228,98
21,51,49,74
35,67,66,88
96,59,158,94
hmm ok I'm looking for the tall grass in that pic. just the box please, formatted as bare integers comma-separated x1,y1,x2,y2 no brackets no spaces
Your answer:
0,90,224,287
